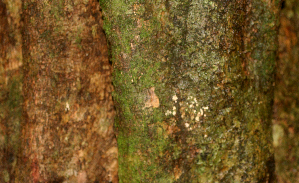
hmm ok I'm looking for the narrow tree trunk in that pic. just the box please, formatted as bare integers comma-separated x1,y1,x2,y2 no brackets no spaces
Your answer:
0,0,22,182
18,0,118,182
101,0,279,182
274,0,299,182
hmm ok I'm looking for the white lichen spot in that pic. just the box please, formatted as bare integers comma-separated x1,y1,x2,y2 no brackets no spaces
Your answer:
65,102,70,111
196,104,198,107
173,111,176,115
203,106,209,110
200,108,203,115
204,134,208,138
185,123,190,128
189,104,193,108
173,106,176,110
172,95,178,103
195,116,200,122
165,110,172,116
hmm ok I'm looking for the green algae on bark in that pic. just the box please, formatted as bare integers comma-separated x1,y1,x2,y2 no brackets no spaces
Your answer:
102,0,279,182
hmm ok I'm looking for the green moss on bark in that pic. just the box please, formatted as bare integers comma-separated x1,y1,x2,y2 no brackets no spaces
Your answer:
101,0,279,182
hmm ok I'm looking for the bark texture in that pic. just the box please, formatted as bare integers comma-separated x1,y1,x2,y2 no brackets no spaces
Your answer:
101,0,279,182
0,0,22,182
274,0,299,182
19,0,118,182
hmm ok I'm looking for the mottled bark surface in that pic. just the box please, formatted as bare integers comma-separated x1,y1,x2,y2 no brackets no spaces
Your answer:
101,0,279,182
274,0,299,182
0,0,22,182
19,0,118,182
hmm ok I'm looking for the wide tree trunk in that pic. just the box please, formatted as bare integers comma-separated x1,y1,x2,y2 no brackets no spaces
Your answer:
18,0,118,182
0,0,22,182
274,0,299,182
101,0,279,182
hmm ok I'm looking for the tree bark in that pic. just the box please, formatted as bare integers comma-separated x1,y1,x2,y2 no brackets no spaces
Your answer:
274,0,299,182
101,0,279,182
0,0,22,182
18,0,118,182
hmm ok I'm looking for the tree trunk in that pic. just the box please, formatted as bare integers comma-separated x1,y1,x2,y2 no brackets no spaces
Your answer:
101,0,279,182
274,0,299,182
18,0,118,182
0,0,22,182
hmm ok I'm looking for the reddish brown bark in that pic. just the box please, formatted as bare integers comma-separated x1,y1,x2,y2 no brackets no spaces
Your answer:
0,0,22,182
274,0,299,182
18,0,118,182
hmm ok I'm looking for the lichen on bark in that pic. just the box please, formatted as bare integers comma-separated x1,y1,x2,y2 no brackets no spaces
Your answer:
102,0,279,182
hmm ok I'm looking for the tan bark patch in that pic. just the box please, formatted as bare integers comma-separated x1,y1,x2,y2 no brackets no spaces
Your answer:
144,87,160,109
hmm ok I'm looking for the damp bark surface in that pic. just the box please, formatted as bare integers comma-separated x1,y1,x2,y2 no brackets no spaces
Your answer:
19,0,118,182
101,0,279,182
274,0,299,182
0,0,22,182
